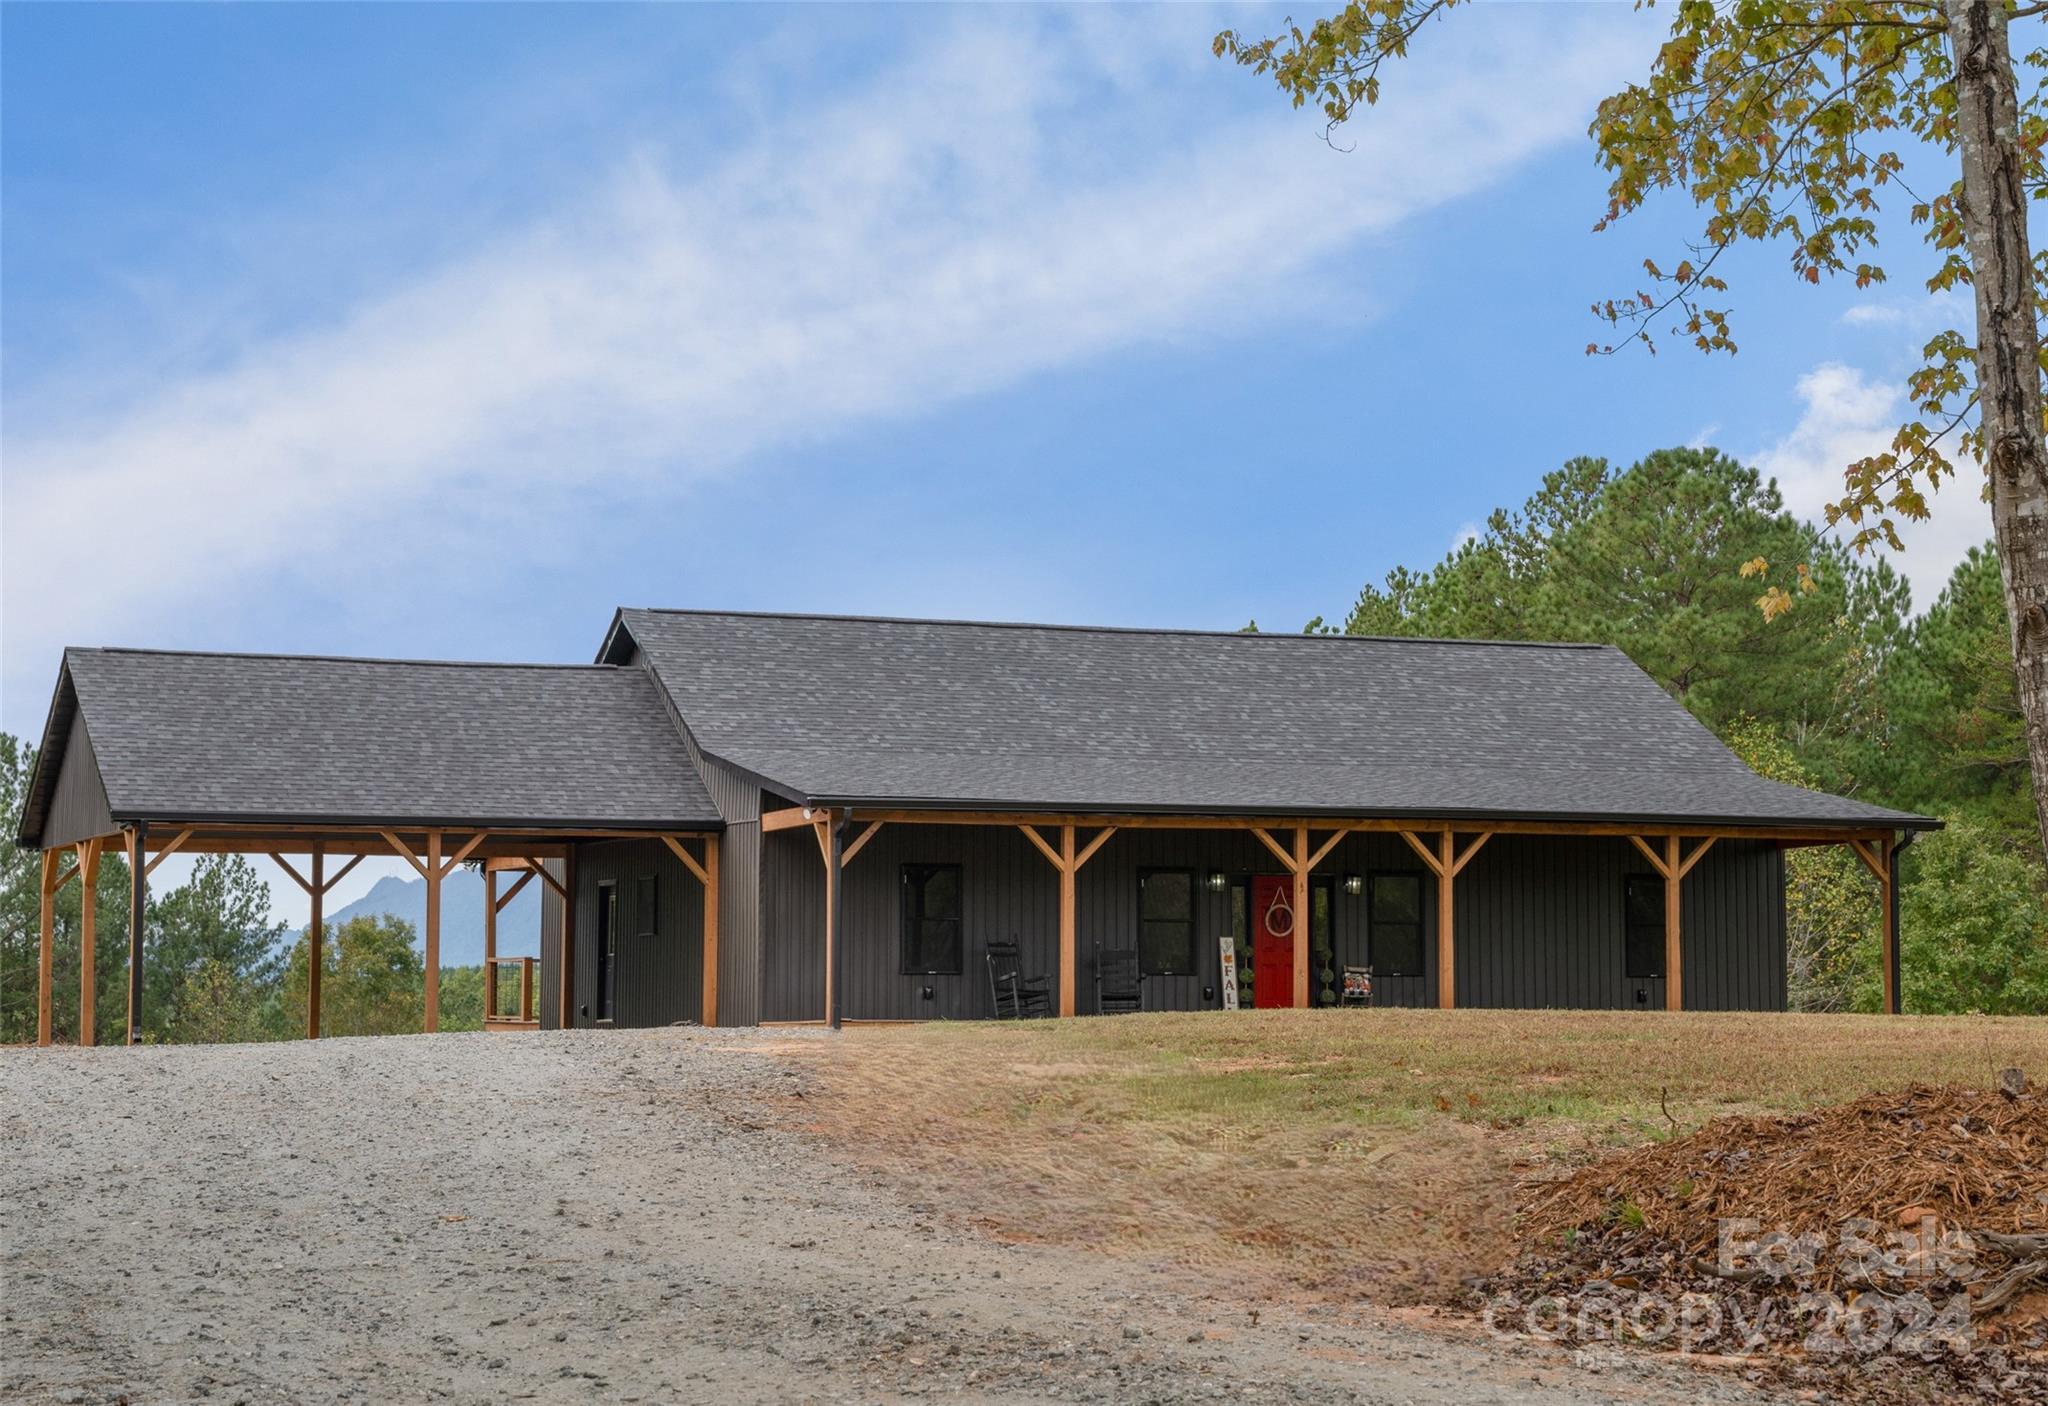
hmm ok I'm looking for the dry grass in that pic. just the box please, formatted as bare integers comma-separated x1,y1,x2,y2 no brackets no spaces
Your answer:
790,1009,2048,1304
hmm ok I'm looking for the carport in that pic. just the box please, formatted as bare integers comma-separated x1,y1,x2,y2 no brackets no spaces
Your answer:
16,647,724,1045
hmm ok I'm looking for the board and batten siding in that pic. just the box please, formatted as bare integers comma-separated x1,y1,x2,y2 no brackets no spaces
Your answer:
552,838,706,1029
41,709,117,849
756,824,1786,1020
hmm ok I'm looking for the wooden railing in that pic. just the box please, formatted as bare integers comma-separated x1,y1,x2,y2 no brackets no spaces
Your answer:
485,956,538,1030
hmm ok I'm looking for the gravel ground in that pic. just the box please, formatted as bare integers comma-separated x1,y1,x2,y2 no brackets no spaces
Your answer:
2,1028,1796,1405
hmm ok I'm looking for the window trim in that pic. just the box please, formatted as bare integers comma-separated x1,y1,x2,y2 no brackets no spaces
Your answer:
899,862,964,975
1365,869,1427,978
1136,866,1199,976
1623,874,1667,979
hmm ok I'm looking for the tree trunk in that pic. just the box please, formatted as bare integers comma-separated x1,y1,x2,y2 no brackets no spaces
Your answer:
1947,0,2048,859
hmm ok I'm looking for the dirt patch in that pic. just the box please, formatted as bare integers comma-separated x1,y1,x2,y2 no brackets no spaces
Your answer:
795,1027,1528,1304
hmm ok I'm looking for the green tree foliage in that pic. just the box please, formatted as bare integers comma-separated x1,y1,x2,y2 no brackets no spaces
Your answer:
166,959,277,1046
1341,448,1907,739
144,855,287,1042
282,914,424,1038
437,964,486,1033
1870,546,2033,838
1725,721,1880,1012
1892,820,2048,1013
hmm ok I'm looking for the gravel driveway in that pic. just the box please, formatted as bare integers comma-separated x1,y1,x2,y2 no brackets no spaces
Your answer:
3,1028,1786,1405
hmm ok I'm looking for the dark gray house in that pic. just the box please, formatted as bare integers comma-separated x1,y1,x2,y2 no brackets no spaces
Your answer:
18,610,1934,1046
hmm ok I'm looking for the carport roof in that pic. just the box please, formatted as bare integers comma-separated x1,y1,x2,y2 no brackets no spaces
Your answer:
17,647,723,847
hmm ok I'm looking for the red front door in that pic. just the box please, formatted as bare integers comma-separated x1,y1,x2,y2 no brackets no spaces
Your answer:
1251,875,1295,1008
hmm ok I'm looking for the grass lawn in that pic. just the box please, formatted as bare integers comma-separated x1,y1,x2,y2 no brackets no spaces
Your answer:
794,1009,2048,1304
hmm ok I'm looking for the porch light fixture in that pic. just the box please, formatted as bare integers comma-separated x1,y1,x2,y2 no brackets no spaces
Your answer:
1343,873,1364,896
1206,871,1228,892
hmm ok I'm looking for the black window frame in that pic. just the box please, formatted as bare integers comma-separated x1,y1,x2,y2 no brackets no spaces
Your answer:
1136,867,1198,976
1624,875,1667,979
634,874,658,940
595,880,619,1022
1366,870,1426,978
899,863,964,975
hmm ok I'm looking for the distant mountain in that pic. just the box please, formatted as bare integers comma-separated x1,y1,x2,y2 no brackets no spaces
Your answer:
325,870,542,968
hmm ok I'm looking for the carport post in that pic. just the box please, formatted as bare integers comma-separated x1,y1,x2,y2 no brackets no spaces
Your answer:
484,868,499,1020
307,847,324,1039
127,821,147,1044
424,830,442,1033
77,838,102,1046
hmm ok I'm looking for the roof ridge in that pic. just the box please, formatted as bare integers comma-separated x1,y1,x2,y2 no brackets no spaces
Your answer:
69,645,629,673
620,607,1614,652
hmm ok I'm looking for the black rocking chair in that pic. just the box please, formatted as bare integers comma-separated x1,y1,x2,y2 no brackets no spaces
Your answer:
1096,944,1143,1015
987,940,1052,1019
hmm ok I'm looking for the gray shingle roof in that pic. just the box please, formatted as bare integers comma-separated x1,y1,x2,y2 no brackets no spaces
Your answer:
24,647,720,839
612,609,1933,831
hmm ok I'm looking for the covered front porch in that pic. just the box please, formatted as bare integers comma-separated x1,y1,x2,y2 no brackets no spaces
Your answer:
758,807,1910,1025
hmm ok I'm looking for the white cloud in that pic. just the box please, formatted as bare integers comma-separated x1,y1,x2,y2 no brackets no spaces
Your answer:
2,9,1649,706
1752,362,1989,611
1838,288,1970,331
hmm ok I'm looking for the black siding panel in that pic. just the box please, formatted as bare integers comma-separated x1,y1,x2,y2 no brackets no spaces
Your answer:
43,711,116,848
695,758,762,1028
564,839,705,1028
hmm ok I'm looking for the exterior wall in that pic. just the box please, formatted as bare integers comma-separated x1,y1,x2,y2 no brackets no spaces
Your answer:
757,823,1787,1020
556,838,706,1029
616,634,765,1028
42,710,116,849
696,758,763,1028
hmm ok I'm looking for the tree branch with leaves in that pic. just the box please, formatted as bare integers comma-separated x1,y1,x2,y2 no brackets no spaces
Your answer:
1219,0,2048,856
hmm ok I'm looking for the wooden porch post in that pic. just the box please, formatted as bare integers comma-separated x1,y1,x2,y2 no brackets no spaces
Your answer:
1018,823,1116,1017
484,866,498,1022
1437,830,1455,1011
307,847,325,1039
38,849,57,1047
77,838,102,1047
827,818,845,1030
1292,827,1310,1009
1627,833,1713,1012
423,829,442,1033
1059,824,1078,1017
702,834,720,1027
127,823,147,1044
1664,833,1682,1013
1849,834,1901,1015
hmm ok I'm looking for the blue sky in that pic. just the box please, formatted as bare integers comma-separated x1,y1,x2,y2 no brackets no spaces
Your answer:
1,4,1990,921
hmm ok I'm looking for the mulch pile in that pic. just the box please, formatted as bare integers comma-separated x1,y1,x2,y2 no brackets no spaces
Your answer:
1465,1079,2048,1403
